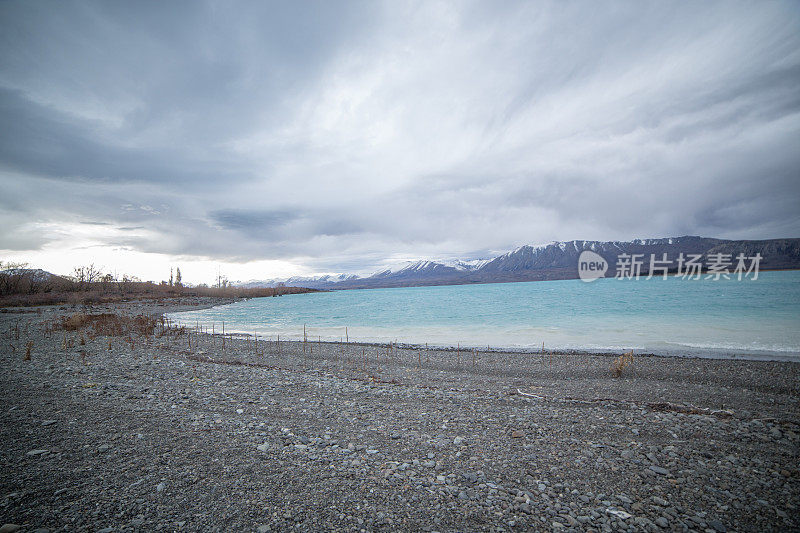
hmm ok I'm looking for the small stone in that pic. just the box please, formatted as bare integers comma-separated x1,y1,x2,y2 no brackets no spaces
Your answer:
257,526,271,533
620,449,634,459
649,465,669,476
453,436,464,445
655,517,669,528
26,449,48,456
510,430,525,438
236,408,244,414
41,420,57,426
652,496,668,506
707,520,727,532
257,443,270,452
98,444,111,452
0,525,21,533
156,482,165,492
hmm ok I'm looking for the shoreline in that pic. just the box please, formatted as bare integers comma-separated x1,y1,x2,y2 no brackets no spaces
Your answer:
164,299,800,364
2,297,798,531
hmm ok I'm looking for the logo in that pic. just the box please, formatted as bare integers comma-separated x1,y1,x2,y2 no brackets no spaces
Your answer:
578,250,608,282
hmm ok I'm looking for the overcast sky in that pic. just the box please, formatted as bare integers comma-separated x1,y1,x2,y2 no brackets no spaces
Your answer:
1,1,799,283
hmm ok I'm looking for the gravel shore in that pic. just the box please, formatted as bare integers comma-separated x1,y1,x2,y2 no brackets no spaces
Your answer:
1,298,798,532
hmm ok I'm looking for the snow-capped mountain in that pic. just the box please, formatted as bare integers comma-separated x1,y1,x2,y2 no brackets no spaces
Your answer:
241,236,800,290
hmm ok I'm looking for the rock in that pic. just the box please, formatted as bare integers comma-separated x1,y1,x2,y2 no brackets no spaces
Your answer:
41,420,57,426
257,526,271,533
26,449,49,456
655,517,669,528
0,525,21,533
708,520,727,532
236,408,244,414
649,466,669,476
156,482,165,492
607,509,632,520
257,442,270,452
652,496,668,506
98,444,111,452
511,430,525,438
453,436,464,445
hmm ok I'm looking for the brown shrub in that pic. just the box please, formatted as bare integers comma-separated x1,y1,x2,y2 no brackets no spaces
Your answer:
610,350,634,377
57,312,158,338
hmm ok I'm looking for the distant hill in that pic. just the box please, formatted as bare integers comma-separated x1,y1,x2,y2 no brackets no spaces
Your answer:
0,268,64,282
242,236,800,290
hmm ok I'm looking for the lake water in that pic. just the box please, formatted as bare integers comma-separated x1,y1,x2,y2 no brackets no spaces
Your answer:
167,270,800,361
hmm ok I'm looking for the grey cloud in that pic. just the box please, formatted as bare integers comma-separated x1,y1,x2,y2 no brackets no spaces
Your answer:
1,0,799,274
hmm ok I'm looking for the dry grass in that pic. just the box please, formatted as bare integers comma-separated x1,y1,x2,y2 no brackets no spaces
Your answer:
57,312,159,338
0,281,319,308
24,340,33,360
610,350,634,377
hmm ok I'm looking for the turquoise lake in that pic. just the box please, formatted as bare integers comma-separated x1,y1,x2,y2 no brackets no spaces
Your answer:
167,270,800,360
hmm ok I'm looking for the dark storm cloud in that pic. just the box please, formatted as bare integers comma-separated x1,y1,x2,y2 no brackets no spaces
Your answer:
1,0,799,274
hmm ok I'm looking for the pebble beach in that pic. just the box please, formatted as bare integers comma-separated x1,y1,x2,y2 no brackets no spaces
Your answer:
1,298,798,532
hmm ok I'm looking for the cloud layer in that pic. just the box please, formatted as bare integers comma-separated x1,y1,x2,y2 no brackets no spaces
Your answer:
1,1,799,281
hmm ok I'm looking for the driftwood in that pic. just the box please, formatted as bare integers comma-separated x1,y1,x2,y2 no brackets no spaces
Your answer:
514,389,735,419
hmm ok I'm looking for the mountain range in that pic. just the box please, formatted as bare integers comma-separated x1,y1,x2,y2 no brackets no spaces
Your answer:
240,236,800,290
